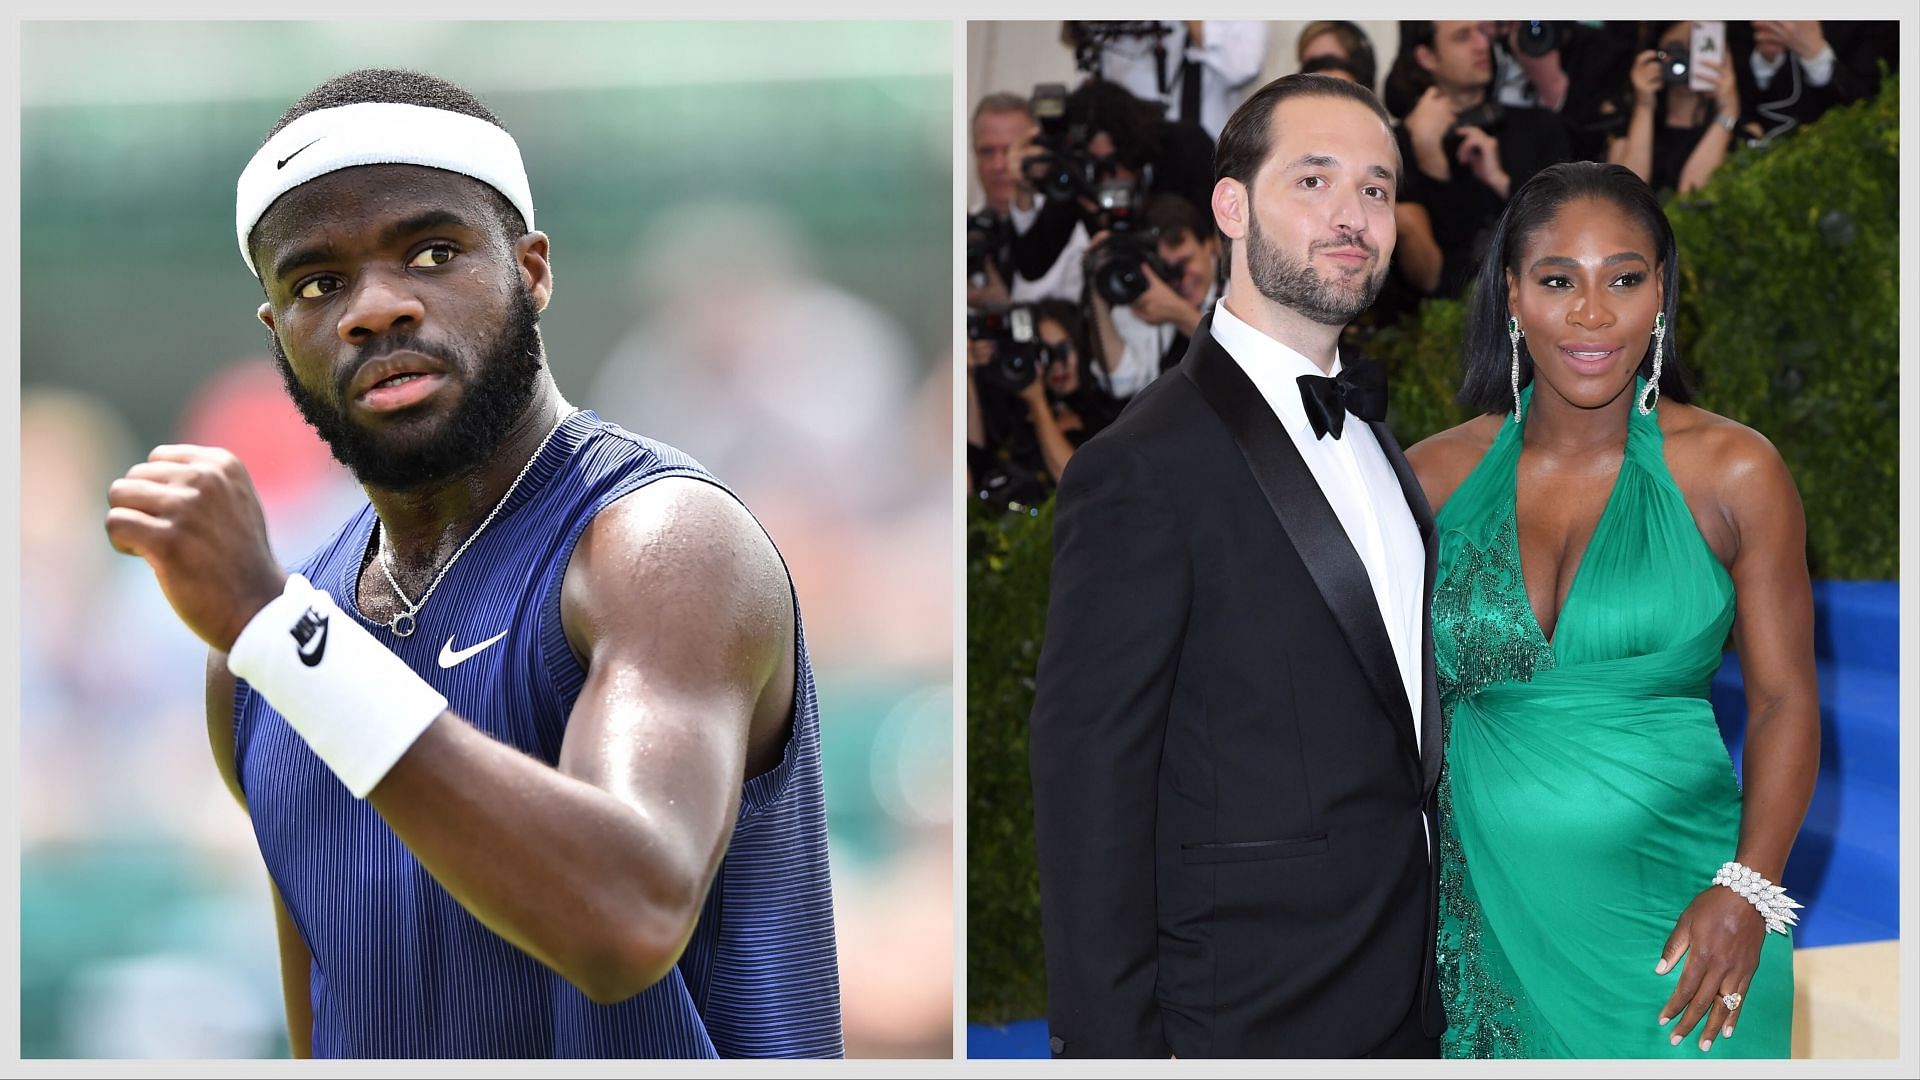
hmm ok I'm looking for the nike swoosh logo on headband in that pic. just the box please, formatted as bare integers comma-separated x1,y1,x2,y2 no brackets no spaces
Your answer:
277,138,324,169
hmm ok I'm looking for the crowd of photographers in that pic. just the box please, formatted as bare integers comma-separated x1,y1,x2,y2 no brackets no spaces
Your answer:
966,19,1895,511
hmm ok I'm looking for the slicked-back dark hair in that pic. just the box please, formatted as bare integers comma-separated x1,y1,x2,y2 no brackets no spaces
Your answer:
257,69,528,242
1215,72,1393,190
1461,161,1692,415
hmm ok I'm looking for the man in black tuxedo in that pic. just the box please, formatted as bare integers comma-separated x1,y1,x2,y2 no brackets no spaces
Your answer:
1028,73,1444,1059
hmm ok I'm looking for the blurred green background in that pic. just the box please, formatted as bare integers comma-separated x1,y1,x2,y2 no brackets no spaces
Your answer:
21,21,954,1059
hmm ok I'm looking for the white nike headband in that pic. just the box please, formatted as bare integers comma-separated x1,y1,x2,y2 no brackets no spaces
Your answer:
235,101,536,278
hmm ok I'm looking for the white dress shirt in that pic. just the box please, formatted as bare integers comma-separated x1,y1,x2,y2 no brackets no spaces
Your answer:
1210,300,1427,751
1104,284,1216,400
1091,22,1271,142
1750,41,1836,90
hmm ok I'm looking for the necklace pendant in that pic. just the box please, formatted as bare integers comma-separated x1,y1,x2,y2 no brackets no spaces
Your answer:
391,612,417,638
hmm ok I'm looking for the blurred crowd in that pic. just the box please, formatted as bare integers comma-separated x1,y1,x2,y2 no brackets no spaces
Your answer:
966,20,1897,510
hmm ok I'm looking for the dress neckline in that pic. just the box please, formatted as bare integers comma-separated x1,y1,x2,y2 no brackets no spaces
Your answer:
1505,380,1649,651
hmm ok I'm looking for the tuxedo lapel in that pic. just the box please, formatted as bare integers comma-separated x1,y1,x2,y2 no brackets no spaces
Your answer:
1369,418,1444,798
1181,326,1418,758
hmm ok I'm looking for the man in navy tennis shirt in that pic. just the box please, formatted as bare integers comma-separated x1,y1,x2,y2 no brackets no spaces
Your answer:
105,69,843,1059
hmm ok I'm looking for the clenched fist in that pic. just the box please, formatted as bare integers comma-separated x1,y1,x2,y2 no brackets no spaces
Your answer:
105,444,289,653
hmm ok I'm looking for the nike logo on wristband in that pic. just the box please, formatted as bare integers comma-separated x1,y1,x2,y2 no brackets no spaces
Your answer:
290,608,329,667
439,630,509,669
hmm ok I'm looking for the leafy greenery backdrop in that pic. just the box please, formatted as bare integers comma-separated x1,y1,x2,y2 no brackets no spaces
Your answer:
967,78,1900,1024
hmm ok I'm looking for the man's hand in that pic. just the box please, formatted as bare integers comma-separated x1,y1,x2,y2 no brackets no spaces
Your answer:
1405,88,1458,181
1656,886,1768,1052
106,445,288,653
1755,20,1826,63
1498,22,1569,110
1010,121,1043,211
1453,127,1510,199
967,257,1012,310
1128,264,1200,332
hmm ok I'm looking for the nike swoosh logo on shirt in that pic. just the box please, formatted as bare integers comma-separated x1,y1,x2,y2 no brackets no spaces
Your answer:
438,630,509,669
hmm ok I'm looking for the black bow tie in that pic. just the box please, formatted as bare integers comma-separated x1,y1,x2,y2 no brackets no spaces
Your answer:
1297,358,1388,440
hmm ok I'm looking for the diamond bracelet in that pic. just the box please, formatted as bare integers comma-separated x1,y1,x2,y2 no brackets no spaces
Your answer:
1712,861,1803,935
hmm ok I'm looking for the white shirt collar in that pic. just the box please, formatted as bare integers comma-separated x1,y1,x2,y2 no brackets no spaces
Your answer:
1209,297,1343,439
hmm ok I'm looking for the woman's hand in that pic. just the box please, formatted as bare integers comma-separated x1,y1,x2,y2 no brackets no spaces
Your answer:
1628,49,1662,110
1019,371,1051,413
1709,56,1741,122
1656,886,1767,1051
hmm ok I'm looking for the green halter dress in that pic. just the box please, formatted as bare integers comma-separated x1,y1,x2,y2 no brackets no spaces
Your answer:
1433,381,1793,1058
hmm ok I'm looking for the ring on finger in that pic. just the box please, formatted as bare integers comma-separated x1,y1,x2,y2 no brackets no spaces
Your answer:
1722,992,1742,1012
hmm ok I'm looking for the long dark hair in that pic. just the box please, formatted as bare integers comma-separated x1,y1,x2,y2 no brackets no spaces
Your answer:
1036,294,1121,428
1460,161,1692,415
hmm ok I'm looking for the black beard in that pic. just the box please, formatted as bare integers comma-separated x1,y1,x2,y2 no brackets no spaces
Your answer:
271,284,547,492
1245,203,1386,327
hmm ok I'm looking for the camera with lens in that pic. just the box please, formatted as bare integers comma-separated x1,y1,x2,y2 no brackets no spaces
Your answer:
1084,225,1175,307
1655,44,1691,87
1021,82,1100,203
967,209,1004,290
1509,20,1569,58
1443,99,1509,165
968,303,1063,395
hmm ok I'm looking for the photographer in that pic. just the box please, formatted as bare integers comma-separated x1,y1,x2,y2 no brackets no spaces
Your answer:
966,301,1118,508
1730,21,1896,142
970,92,1087,306
1065,21,1270,142
1389,20,1573,298
1608,23,1742,195
1009,79,1215,288
1480,21,1636,161
1084,193,1218,400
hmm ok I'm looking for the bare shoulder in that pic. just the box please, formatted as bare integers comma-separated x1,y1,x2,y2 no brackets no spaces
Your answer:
1404,413,1504,515
560,476,793,667
1660,402,1798,503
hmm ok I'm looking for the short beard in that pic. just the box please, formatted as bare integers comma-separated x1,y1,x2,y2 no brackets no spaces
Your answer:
271,282,547,492
1245,202,1387,327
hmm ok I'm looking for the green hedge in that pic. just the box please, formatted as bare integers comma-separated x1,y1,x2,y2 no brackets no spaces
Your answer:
966,498,1055,1024
967,78,1899,1024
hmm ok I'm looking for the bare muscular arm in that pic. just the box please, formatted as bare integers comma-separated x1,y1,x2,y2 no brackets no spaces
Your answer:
205,650,311,1057
1657,417,1819,1049
140,450,792,1008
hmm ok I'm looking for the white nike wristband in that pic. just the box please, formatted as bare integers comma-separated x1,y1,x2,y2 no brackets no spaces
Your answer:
227,574,448,798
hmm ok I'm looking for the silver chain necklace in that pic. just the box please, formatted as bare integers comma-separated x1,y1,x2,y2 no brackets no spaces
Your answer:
371,410,574,637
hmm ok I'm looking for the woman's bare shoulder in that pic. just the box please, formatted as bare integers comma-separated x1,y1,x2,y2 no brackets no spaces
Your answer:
1660,402,1798,510
1405,413,1505,515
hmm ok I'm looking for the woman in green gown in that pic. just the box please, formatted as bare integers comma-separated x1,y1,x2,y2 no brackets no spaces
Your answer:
1405,162,1819,1058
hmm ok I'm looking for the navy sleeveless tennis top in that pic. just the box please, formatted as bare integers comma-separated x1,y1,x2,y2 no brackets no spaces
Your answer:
232,411,844,1058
